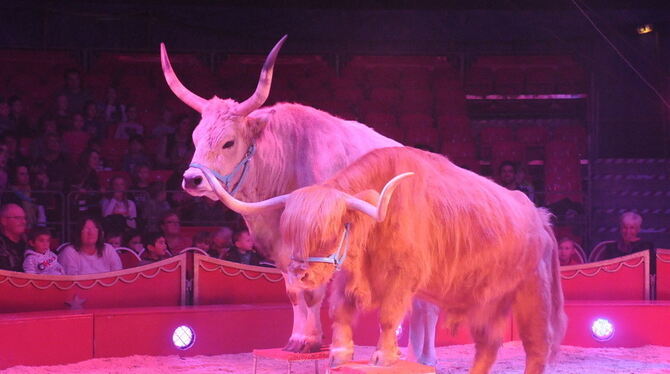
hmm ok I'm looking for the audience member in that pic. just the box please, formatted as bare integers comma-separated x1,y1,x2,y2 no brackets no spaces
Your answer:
114,105,143,139
157,114,194,168
515,166,536,203
122,135,151,173
52,93,71,132
224,229,265,266
0,97,13,135
57,68,90,114
123,229,144,254
208,226,232,259
598,212,655,269
140,181,171,232
496,161,533,201
8,96,31,135
139,231,170,265
101,176,137,229
104,230,123,249
99,87,126,125
83,100,106,139
151,108,175,139
558,238,584,266
62,113,90,163
192,230,212,253
36,133,68,190
23,227,63,275
68,149,102,216
159,211,189,253
58,216,122,275
0,204,28,271
1,164,46,228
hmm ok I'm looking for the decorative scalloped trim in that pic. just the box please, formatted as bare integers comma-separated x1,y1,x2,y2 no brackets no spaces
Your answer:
657,249,670,264
560,257,645,280
0,261,182,290
197,257,284,283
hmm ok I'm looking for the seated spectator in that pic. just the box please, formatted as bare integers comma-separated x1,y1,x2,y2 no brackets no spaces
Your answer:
496,161,534,201
68,149,102,216
114,105,143,139
8,96,33,137
1,164,46,228
36,133,68,191
123,229,144,254
131,164,152,191
140,181,171,232
83,100,106,139
62,113,91,163
151,108,175,139
157,114,194,168
30,116,59,160
597,212,655,270
58,216,122,275
0,145,8,190
56,68,90,114
101,176,137,229
208,227,232,259
139,231,170,265
558,238,584,266
0,203,28,272
99,87,126,125
2,132,28,169
23,227,64,275
159,211,189,253
515,166,536,203
105,230,123,249
192,231,212,253
224,229,266,266
122,135,152,173
0,97,13,135
52,93,71,132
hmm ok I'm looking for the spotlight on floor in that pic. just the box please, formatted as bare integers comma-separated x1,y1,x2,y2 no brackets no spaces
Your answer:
591,318,615,342
173,325,196,349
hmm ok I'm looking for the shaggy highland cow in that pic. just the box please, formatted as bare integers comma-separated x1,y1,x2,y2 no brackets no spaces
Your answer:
161,36,401,352
201,147,567,374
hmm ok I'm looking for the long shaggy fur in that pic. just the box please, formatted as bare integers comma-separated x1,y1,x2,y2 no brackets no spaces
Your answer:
280,147,566,372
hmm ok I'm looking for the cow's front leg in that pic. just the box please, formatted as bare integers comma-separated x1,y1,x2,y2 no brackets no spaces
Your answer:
284,282,327,352
371,290,413,366
329,275,357,366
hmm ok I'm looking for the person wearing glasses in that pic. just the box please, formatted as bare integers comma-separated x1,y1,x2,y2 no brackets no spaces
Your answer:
0,203,28,272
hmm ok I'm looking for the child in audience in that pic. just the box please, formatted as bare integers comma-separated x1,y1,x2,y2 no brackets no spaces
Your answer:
123,229,144,254
558,238,584,266
23,227,64,275
192,231,212,253
224,229,265,266
105,230,123,249
139,231,170,265
209,226,232,259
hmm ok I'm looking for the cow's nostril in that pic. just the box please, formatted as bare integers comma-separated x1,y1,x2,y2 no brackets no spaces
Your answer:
193,176,203,186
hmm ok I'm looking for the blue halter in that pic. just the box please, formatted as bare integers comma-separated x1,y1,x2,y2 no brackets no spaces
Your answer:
190,144,256,195
306,224,351,271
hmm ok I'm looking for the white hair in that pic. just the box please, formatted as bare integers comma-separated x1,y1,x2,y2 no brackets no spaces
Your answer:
620,211,642,227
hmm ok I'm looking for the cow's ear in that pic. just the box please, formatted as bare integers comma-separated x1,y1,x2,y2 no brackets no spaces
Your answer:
247,110,274,137
353,189,380,206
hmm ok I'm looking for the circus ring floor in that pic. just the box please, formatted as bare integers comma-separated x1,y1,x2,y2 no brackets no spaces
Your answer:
2,301,670,374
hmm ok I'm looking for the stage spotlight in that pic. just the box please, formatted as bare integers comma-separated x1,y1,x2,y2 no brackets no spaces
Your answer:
636,24,653,35
591,318,615,341
172,325,196,349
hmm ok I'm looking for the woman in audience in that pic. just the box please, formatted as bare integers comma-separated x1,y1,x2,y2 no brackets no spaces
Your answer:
58,216,122,275
101,176,137,229
159,211,189,253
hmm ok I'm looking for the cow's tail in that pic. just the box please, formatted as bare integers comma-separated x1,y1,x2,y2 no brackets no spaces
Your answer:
541,208,567,360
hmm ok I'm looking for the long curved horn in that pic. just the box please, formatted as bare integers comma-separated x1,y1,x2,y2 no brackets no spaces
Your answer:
201,167,288,215
235,35,287,117
345,172,414,222
160,43,207,113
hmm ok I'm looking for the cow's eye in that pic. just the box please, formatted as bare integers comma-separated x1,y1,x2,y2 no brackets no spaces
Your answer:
222,140,235,149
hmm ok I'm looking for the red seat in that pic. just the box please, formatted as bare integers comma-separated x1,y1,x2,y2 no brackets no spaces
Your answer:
100,139,128,170
479,126,514,145
362,112,397,128
399,89,434,114
556,65,587,93
399,68,432,89
494,68,525,95
465,67,494,95
369,87,401,107
525,67,556,94
406,126,439,149
516,126,548,146
398,113,434,129
116,247,141,269
333,87,364,106
491,141,525,172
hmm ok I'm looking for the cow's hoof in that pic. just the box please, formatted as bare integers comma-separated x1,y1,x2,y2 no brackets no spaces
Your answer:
370,349,398,366
283,337,322,353
329,348,353,367
418,356,437,367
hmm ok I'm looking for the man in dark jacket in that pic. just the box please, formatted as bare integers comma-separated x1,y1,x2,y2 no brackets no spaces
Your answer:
0,203,28,272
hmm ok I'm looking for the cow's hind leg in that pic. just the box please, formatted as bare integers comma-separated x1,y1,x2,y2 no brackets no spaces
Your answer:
468,299,512,374
408,298,439,366
513,277,553,374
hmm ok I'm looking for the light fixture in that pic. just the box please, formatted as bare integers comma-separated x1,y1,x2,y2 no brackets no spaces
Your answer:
172,325,196,349
591,318,615,342
636,24,653,35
